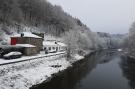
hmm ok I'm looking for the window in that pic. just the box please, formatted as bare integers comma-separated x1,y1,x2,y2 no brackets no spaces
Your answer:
53,47,55,50
49,47,51,50
44,47,47,50
56,47,58,51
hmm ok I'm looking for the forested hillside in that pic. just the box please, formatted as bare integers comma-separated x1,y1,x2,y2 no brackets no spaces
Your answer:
0,0,123,56
0,0,75,34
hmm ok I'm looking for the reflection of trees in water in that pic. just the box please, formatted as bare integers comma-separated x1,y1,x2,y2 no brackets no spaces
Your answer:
31,50,118,89
93,50,118,64
120,56,135,89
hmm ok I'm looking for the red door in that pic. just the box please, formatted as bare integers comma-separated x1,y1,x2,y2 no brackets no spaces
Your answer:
11,38,17,45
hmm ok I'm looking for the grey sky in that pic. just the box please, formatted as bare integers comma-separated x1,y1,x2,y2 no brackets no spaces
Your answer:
49,0,135,34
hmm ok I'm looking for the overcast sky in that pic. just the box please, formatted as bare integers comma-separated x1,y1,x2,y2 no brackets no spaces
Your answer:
49,0,135,34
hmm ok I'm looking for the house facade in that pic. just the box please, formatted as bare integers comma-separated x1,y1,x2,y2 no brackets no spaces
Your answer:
11,32,43,55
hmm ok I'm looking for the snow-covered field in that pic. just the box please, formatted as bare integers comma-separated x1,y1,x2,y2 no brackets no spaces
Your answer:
0,52,84,89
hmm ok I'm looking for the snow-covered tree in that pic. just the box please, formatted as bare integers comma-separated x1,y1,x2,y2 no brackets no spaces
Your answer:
124,22,135,57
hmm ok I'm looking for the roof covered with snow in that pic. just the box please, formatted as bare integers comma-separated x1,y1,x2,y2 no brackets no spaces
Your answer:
0,45,24,49
16,44,36,47
44,35,62,42
43,41,67,47
57,42,67,47
12,32,42,38
43,41,57,46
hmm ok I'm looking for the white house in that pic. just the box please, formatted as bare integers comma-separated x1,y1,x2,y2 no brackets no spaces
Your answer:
43,41,67,53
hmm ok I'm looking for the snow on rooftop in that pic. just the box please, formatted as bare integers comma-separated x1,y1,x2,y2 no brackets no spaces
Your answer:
43,41,67,47
43,41,57,46
16,44,36,47
44,35,62,41
0,45,24,49
12,32,42,38
58,42,67,47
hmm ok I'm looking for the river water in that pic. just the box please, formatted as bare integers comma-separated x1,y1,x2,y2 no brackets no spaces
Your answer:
31,50,135,89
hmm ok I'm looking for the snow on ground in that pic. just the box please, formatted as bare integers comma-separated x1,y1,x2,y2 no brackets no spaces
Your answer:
69,54,85,63
0,50,88,89
0,52,71,89
118,49,122,52
74,54,84,61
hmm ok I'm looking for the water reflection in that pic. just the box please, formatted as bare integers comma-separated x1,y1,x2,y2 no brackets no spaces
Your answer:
120,56,135,89
31,50,125,89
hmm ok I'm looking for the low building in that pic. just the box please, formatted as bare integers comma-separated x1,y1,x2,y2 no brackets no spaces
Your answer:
57,42,67,51
11,32,43,55
43,41,58,53
43,41,67,53
16,44,37,56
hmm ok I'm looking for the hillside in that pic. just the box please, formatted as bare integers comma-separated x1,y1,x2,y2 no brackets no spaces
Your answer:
0,0,124,57
0,0,74,34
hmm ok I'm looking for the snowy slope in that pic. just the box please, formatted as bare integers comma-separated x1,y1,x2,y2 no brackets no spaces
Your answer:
0,54,71,89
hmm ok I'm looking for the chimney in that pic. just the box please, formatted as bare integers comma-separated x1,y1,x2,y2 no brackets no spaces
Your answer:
55,42,57,44
21,33,24,37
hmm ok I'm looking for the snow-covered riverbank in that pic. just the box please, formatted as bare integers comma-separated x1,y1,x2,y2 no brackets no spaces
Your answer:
0,52,85,89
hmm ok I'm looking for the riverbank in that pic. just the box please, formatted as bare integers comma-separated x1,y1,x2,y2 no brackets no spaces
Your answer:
0,53,69,89
122,50,135,60
30,50,94,89
0,50,92,89
126,55,135,60
31,50,128,89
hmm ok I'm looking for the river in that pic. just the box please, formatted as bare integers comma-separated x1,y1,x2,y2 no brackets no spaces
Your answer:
31,50,135,89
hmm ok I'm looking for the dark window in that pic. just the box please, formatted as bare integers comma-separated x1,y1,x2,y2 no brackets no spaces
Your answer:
56,47,58,51
44,47,47,50
53,47,55,50
49,47,51,50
